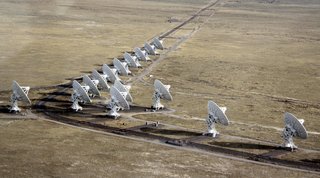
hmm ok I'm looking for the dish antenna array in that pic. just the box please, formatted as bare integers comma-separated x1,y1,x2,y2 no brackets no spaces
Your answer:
102,64,120,83
152,79,173,110
9,81,31,112
71,80,92,111
113,58,131,76
107,86,130,118
124,52,141,68
82,75,101,97
66,38,165,113
8,35,314,152
134,47,150,61
92,70,110,91
204,101,230,137
282,112,308,150
144,37,164,55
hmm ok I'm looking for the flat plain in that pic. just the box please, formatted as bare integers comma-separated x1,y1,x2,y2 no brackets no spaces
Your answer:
0,0,319,177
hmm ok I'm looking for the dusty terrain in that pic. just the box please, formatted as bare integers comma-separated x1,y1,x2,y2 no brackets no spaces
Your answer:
0,0,319,177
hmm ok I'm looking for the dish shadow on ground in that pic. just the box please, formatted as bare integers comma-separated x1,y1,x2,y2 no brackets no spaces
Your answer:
140,127,202,137
208,141,277,150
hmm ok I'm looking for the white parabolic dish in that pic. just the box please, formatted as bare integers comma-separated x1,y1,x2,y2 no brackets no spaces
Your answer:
83,75,100,96
284,112,307,139
102,64,119,83
73,80,91,103
154,79,173,101
113,58,131,76
92,70,110,90
144,43,156,55
208,101,229,126
12,81,31,104
124,52,140,68
134,47,149,61
153,37,164,49
110,86,130,110
114,80,133,102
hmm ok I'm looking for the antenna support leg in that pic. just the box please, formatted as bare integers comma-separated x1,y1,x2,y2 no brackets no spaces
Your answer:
282,125,297,150
71,93,82,111
152,91,163,110
204,114,219,137
9,94,20,112
107,100,120,118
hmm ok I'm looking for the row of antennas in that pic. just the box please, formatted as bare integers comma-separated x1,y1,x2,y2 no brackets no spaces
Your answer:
9,36,164,114
204,101,307,150
70,37,168,117
71,77,171,118
9,80,307,150
8,34,308,150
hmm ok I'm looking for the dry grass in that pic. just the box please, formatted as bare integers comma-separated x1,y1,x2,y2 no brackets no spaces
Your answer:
0,0,319,177
0,119,318,178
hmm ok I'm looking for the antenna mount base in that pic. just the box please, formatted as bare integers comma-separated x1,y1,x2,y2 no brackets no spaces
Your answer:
9,94,21,112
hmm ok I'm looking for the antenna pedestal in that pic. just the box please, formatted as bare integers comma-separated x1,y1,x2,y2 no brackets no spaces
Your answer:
204,114,219,137
107,100,120,118
152,92,164,110
281,125,297,150
9,94,20,112
71,93,82,111
207,127,219,138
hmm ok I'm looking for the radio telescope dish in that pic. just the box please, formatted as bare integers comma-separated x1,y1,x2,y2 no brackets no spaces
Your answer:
152,79,173,110
282,112,308,150
144,42,157,55
108,86,130,118
152,37,164,50
83,75,100,97
204,101,229,137
134,47,150,61
114,80,133,102
113,58,131,76
9,81,31,112
102,64,120,83
124,52,141,68
92,70,110,91
71,80,92,111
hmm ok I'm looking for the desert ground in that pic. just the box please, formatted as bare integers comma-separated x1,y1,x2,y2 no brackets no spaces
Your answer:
0,0,319,177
